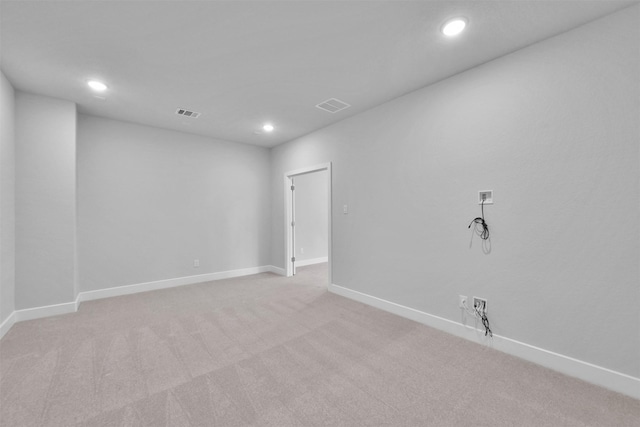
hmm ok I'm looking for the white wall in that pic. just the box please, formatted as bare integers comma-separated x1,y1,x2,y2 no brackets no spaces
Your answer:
77,115,271,292
271,7,639,379
294,170,328,262
15,92,77,309
0,71,16,323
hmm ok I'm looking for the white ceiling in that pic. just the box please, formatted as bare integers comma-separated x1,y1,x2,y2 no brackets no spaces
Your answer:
1,0,634,148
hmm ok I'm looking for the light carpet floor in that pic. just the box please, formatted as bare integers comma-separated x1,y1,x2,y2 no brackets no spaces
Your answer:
1,263,638,426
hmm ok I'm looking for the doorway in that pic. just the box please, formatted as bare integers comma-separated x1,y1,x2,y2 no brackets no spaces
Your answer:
284,163,331,285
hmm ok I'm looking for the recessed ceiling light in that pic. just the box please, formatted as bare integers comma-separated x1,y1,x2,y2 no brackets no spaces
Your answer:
262,123,274,132
87,80,108,91
442,18,467,36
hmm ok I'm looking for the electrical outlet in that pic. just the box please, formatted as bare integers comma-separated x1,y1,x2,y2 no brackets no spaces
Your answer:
459,295,468,309
473,297,487,314
194,259,200,268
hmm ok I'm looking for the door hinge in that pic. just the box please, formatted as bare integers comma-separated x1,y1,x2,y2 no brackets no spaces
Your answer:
291,257,296,262
291,185,295,191
291,221,295,227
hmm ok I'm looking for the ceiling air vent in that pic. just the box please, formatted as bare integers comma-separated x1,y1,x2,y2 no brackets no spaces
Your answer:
315,98,351,114
175,108,201,119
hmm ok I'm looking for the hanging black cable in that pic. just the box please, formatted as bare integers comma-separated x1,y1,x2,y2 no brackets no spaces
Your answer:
468,199,490,240
481,312,492,337
474,300,493,337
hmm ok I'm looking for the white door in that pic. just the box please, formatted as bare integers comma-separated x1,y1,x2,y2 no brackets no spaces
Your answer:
284,163,332,282
290,177,296,275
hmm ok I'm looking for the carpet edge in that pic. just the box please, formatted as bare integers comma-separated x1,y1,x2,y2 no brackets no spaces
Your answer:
328,283,640,400
0,265,282,339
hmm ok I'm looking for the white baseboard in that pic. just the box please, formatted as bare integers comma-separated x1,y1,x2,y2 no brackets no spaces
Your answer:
0,265,276,339
296,257,328,267
268,265,286,276
0,311,16,339
328,283,640,400
78,265,272,303
14,300,78,323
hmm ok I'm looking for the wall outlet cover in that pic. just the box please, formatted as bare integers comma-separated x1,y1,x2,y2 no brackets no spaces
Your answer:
459,295,468,309
473,297,487,313
478,190,493,204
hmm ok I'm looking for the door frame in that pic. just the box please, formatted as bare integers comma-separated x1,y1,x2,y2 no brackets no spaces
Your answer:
284,162,332,283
